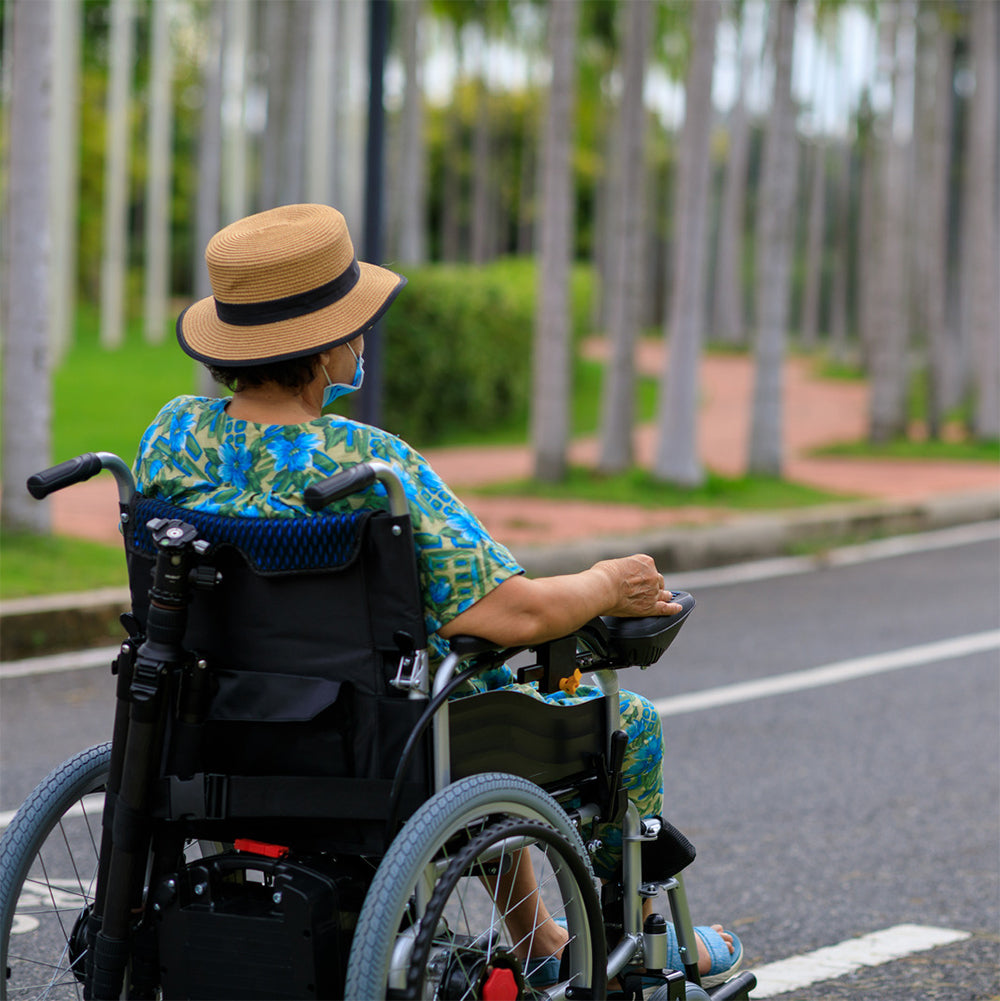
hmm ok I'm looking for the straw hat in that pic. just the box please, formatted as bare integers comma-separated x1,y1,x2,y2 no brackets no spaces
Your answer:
177,204,406,366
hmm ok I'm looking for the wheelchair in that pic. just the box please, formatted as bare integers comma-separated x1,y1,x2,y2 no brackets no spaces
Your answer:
1,452,756,1001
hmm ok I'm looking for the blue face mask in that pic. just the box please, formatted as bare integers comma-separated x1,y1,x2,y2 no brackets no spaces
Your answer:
322,342,365,408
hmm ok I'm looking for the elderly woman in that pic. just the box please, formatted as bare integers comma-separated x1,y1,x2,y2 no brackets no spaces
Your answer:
133,204,740,985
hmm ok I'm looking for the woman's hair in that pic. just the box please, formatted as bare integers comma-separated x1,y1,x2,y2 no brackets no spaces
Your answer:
206,354,321,392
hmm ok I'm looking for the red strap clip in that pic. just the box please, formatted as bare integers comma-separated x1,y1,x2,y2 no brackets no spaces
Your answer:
234,838,289,859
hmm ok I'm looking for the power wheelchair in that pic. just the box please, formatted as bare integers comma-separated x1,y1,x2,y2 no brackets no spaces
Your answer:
1,452,756,1001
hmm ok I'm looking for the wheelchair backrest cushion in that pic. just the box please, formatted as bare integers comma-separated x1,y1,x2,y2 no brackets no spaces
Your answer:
125,495,429,784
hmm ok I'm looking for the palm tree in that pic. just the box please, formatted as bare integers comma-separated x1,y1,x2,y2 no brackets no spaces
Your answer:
99,0,134,349
912,4,954,438
49,0,82,363
597,0,652,474
712,0,754,347
143,0,174,345
798,138,827,351
747,0,799,476
2,0,55,533
194,0,223,397
967,0,999,440
532,0,579,482
867,2,913,444
395,0,428,264
652,0,721,488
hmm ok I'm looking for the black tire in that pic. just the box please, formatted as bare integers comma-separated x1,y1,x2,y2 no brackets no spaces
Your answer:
344,772,599,999
0,743,112,1001
405,816,606,1000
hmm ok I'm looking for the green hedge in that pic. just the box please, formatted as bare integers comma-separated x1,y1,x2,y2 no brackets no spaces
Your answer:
380,258,594,445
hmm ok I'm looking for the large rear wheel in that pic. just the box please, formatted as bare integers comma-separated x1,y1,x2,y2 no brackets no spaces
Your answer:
344,772,607,1000
406,816,606,1000
0,744,112,1001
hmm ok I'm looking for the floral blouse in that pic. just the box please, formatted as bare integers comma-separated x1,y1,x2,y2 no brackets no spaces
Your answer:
133,396,523,671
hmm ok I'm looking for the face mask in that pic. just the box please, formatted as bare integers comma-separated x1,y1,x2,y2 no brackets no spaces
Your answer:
322,342,365,408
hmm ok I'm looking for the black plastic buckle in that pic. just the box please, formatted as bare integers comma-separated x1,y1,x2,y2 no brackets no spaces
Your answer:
168,773,228,820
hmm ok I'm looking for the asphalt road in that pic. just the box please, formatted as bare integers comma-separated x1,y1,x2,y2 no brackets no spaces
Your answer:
2,529,998,999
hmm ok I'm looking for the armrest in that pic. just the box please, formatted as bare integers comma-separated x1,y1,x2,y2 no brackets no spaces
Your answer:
601,590,696,668
446,634,505,658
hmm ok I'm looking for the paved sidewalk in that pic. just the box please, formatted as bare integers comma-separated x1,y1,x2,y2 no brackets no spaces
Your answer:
46,348,1000,552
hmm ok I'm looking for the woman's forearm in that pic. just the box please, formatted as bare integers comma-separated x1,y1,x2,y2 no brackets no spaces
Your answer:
438,554,681,647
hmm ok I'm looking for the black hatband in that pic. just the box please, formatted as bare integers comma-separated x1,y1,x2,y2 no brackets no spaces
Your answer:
214,259,361,326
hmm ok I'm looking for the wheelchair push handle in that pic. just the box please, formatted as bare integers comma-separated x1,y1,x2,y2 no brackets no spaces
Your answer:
27,451,135,505
305,460,409,517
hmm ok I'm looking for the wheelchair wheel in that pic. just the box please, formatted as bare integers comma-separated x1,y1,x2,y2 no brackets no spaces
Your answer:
0,743,112,1001
406,816,606,1000
344,772,607,1000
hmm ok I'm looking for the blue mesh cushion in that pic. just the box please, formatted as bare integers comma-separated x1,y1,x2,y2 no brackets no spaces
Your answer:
128,495,370,574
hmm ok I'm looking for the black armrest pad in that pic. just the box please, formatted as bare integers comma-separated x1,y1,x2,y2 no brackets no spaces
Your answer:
447,634,503,657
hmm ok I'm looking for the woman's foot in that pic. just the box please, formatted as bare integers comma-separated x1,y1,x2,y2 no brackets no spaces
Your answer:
696,923,734,973
692,923,743,987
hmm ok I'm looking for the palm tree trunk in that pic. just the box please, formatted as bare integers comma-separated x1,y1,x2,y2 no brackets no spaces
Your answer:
597,0,651,474
396,0,427,264
798,140,826,350
532,0,579,482
653,0,721,487
967,0,999,439
747,0,799,476
49,0,81,364
868,2,913,444
143,0,173,345
828,140,852,363
221,0,250,224
712,0,753,347
2,0,54,533
913,7,953,439
194,1,223,397
100,0,134,349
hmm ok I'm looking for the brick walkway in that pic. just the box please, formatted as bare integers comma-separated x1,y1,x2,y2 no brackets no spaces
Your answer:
47,348,1000,549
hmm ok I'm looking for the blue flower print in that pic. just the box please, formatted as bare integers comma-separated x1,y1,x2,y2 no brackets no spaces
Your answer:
216,441,253,489
267,430,322,473
168,410,197,452
446,504,490,548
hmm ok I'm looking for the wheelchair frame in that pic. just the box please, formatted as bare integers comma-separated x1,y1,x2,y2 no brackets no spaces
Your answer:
0,452,756,1001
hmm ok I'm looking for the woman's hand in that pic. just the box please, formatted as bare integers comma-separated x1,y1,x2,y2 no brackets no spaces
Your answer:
590,554,682,618
440,553,681,647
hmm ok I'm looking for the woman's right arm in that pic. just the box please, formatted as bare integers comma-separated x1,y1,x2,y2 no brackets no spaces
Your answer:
437,553,681,648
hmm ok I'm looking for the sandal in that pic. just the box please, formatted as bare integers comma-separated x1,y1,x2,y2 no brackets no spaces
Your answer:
677,923,743,988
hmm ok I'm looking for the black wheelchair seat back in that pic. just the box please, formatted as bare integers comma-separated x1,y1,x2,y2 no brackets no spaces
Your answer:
123,493,432,853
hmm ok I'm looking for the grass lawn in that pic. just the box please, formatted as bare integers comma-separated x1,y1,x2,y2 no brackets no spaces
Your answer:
475,466,854,509
1,531,126,599
814,437,999,463
51,305,198,464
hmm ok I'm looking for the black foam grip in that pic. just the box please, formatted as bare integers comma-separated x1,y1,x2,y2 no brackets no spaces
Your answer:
26,452,103,499
304,464,377,510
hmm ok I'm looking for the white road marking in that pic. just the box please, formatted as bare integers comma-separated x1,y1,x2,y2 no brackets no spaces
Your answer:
653,629,1000,718
749,923,972,997
0,645,119,680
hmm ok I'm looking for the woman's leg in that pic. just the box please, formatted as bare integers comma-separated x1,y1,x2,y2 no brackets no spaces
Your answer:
488,847,569,959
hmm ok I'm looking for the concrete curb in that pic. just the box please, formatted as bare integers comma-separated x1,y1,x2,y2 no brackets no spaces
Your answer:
2,489,997,662
511,488,1000,576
